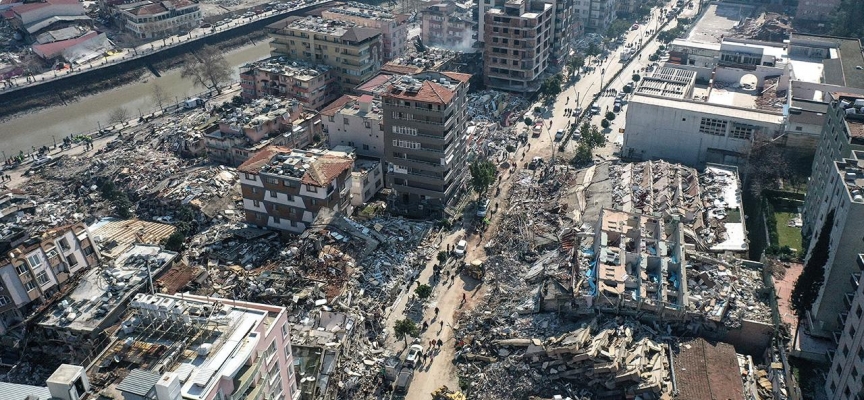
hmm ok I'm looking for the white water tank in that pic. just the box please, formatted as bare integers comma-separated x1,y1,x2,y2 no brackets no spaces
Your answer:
155,372,182,400
46,364,90,400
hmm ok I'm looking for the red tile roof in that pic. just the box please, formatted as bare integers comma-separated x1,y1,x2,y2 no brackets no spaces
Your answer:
385,80,455,105
237,145,292,174
319,94,355,117
674,338,744,400
32,31,97,59
301,155,353,187
441,71,471,83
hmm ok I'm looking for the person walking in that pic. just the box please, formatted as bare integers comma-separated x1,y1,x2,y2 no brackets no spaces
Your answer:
434,307,439,316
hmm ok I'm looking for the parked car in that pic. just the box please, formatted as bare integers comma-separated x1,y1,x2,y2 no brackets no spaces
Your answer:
529,156,543,170
454,240,467,256
476,198,490,217
555,128,565,141
613,102,622,112
590,105,600,115
404,344,423,368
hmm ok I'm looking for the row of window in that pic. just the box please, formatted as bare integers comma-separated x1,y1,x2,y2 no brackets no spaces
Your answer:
393,139,421,149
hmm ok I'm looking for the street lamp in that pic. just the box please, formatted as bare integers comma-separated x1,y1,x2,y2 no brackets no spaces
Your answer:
52,135,56,149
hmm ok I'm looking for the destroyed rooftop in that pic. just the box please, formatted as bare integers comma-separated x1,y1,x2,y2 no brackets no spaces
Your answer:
385,48,463,70
237,147,353,187
269,16,380,41
216,96,301,129
240,57,331,81
38,244,177,333
325,2,400,21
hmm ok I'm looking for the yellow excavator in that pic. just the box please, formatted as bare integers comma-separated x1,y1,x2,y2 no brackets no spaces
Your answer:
463,259,485,280
431,386,466,400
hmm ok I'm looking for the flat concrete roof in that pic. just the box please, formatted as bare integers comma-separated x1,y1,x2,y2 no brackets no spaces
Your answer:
629,94,785,125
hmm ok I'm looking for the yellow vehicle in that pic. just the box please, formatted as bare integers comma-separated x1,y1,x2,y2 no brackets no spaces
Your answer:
464,259,485,280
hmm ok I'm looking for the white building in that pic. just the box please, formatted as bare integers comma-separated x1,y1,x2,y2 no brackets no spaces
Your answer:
622,65,786,167
825,253,864,400
322,94,385,159
351,157,384,206
116,0,201,39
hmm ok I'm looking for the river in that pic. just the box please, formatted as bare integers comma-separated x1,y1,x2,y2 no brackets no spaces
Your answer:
0,40,271,156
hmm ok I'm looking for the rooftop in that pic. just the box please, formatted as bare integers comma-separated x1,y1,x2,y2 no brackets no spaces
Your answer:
238,147,354,187
88,217,176,259
320,94,382,119
270,16,380,42
324,2,401,21
383,73,463,105
38,244,177,333
791,34,864,89
217,96,302,130
629,94,785,125
674,338,745,400
240,56,331,82
355,72,405,96
95,294,286,400
835,150,864,204
636,67,696,99
117,0,197,16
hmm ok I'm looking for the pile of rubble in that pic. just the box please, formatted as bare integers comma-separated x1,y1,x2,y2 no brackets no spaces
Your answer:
455,318,673,399
467,90,531,125
686,254,773,328
733,12,792,42
390,47,459,71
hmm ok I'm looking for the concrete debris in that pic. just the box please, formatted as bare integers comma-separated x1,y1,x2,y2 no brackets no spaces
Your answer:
467,90,531,126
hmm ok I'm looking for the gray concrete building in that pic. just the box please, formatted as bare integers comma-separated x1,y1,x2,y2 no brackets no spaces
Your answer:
382,71,471,218
825,254,864,400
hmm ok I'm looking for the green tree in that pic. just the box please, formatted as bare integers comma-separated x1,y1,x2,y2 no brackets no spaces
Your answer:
437,251,448,263
567,56,585,73
164,232,185,251
601,119,611,129
571,143,593,166
622,84,633,94
605,19,632,39
394,319,419,344
632,74,641,82
830,0,864,39
580,124,606,148
114,192,133,219
605,111,616,121
470,159,497,196
791,210,834,318
415,284,433,300
586,42,601,56
524,117,533,126
538,74,564,101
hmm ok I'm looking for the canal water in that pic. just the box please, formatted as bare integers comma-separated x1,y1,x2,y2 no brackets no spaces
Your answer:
0,40,270,155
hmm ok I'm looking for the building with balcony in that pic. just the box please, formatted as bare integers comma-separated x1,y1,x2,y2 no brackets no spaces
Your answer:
238,147,355,234
482,0,554,92
0,223,99,335
116,0,201,39
239,57,339,110
421,0,477,50
802,93,864,242
585,0,616,33
321,2,408,61
825,254,864,400
321,94,385,159
267,16,383,91
89,293,298,400
350,157,384,206
382,71,471,218
205,97,319,167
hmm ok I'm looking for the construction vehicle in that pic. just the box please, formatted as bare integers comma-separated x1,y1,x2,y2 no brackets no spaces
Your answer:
464,259,485,280
432,386,467,400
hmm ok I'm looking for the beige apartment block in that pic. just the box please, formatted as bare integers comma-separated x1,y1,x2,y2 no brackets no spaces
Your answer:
482,0,554,92
239,57,339,110
321,2,408,61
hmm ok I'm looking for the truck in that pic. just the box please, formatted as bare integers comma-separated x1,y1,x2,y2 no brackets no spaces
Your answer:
620,48,634,62
532,121,544,137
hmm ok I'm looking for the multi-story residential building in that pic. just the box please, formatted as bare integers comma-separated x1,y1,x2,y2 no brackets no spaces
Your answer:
321,2,408,61
116,0,200,39
239,147,354,234
205,97,319,167
573,0,615,33
825,253,864,400
351,157,384,206
482,0,554,92
267,16,383,91
382,71,471,218
549,0,577,66
802,93,864,242
10,0,88,40
101,293,298,400
421,1,477,50
239,57,339,110
0,223,99,335
321,94,385,158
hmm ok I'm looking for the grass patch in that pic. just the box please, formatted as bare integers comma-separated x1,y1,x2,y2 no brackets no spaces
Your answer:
774,211,802,252
726,208,741,223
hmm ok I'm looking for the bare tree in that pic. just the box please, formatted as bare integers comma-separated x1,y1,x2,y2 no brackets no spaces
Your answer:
109,107,130,126
151,83,168,111
743,138,792,196
180,45,232,94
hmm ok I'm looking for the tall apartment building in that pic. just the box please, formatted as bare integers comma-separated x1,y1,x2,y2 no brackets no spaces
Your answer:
382,71,471,218
116,0,201,39
549,0,577,66
239,147,354,234
239,57,339,110
0,223,99,334
421,1,477,50
321,2,408,61
803,93,864,242
482,0,554,92
267,16,383,91
825,253,864,400
321,94,385,159
573,0,616,33
804,148,864,339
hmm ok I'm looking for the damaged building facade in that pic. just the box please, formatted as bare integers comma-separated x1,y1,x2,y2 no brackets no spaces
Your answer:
239,147,355,234
382,71,471,218
239,57,339,110
322,94,385,159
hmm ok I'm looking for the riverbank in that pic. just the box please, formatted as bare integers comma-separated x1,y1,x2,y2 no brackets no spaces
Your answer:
0,32,267,121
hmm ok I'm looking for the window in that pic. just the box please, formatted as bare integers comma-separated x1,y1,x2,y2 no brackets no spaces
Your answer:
36,271,50,286
344,118,350,125
66,254,78,267
15,263,28,275
362,144,369,150
253,200,260,207
83,246,94,256
0,295,10,306
264,340,277,361
730,123,756,140
244,172,256,181
273,216,280,223
251,187,260,194
392,126,418,136
393,139,421,149
26,254,42,269
795,126,803,131
267,177,279,184
328,116,335,122
306,185,318,193
25,280,37,292
59,238,70,250
365,120,370,128
699,117,727,136
282,323,289,338
269,190,277,198
856,304,862,319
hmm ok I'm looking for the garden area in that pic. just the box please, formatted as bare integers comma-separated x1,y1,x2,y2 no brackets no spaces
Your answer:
764,191,805,259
